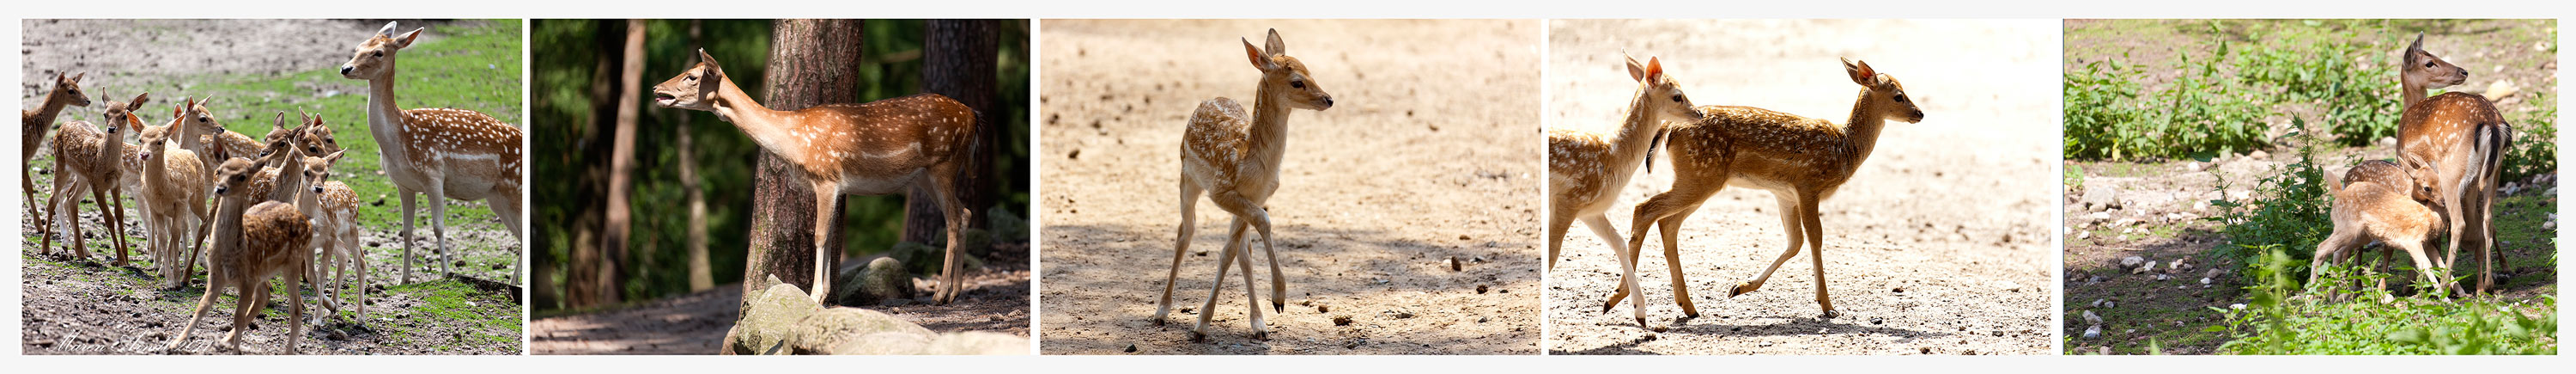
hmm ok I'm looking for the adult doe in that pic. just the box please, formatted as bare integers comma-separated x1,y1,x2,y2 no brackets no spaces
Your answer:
2393,34,2512,295
340,21,526,284
652,48,981,304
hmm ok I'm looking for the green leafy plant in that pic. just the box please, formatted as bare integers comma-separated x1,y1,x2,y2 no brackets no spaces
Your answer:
2205,124,2332,283
2213,249,2558,354
2063,46,2270,161
2504,91,2557,182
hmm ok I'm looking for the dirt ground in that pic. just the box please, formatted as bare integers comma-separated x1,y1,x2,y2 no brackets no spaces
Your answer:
527,254,1032,355
20,19,524,354
1037,20,1540,355
2060,19,2559,355
1544,20,2060,355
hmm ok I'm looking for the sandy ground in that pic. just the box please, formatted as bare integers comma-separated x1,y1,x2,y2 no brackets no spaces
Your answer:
1543,20,2060,355
1037,20,1541,355
19,19,523,354
528,253,1032,355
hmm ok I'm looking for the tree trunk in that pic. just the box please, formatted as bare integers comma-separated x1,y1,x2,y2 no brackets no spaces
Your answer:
566,19,625,310
683,19,714,292
596,18,647,307
909,19,999,252
743,19,863,314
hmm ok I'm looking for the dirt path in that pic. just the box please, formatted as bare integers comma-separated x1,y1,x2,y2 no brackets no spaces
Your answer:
527,261,1031,355
21,257,522,355
1543,20,2060,355
1037,20,1540,355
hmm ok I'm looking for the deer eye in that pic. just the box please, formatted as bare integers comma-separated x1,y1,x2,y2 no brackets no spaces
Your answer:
1670,95,1684,102
373,50,383,58
1290,80,1305,89
686,76,696,82
1894,93,1908,102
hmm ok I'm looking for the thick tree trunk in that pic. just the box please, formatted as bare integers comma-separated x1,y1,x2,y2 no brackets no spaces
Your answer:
566,19,625,310
909,19,999,252
598,18,647,306
743,19,864,314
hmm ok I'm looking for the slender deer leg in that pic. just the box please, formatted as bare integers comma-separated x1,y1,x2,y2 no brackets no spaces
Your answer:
1233,223,1269,340
40,177,73,257
1733,193,1809,298
1205,189,1280,312
811,181,841,303
1157,180,1206,324
1654,207,1704,317
287,258,306,354
1583,214,1644,326
1257,205,1285,313
398,191,418,284
428,184,453,279
1546,208,1572,270
930,170,972,305
1798,194,1835,316
168,281,223,352
1191,218,1251,340
1608,180,1722,310
489,190,526,284
2307,232,2354,298
106,188,131,267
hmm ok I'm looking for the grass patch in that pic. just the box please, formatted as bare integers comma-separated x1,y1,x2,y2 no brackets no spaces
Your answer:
2212,248,2557,354
380,279,522,351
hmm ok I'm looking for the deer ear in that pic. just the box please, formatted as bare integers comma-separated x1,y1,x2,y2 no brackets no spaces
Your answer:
70,72,85,83
1843,58,1875,86
1625,54,1647,82
275,112,290,129
697,48,726,77
1645,57,1666,83
395,28,423,49
1264,28,1287,57
379,21,399,37
1242,37,1273,71
325,150,346,163
2409,33,2426,52
125,113,143,128
131,92,150,107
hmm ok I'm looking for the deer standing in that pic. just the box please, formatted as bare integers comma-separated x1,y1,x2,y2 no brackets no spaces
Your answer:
1147,29,1335,340
167,142,318,354
651,48,980,304
2393,34,2512,295
1608,58,1923,321
1546,55,1704,326
2312,159,2451,301
24,71,92,234
38,91,143,264
340,21,526,284
139,98,228,288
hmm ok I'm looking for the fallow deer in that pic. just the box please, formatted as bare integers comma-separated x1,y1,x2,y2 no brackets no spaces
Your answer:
2312,159,2450,301
652,47,981,305
340,21,526,284
24,71,92,233
139,98,228,288
1546,54,1704,326
1609,58,1924,322
167,144,318,354
2393,34,2513,295
37,91,143,264
1148,29,1336,340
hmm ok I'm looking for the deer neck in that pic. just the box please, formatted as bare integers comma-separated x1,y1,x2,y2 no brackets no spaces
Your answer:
267,159,309,204
1609,89,1669,170
1841,90,1891,166
707,77,807,162
33,89,73,120
2402,77,2428,108
361,59,414,163
211,190,251,256
1247,82,1296,168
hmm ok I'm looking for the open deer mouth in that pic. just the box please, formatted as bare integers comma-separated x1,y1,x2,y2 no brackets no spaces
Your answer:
653,93,677,107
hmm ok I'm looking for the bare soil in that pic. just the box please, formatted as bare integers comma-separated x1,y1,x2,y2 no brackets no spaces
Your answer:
1037,19,1541,355
527,255,1031,355
1544,20,2060,355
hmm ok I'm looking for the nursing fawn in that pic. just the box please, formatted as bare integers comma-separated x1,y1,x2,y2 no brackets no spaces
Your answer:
2312,159,2450,301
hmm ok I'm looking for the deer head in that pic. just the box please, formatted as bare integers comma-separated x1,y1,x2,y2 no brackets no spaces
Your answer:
291,109,342,156
213,156,262,198
1626,54,1704,124
52,71,93,107
652,48,728,112
254,113,306,165
102,91,151,138
340,21,422,80
302,150,346,195
2403,34,2470,90
1245,29,1334,111
1844,58,1924,124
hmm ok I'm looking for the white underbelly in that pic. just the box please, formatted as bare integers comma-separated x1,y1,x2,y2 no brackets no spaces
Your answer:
840,169,925,196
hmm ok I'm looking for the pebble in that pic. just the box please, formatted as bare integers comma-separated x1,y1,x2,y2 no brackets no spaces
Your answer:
1448,257,1461,272
1475,285,1488,294
2120,256,2145,268
1869,316,1884,325
2200,277,2212,285
2081,310,2102,325
2133,261,2158,274
1124,344,1137,353
1332,316,1353,326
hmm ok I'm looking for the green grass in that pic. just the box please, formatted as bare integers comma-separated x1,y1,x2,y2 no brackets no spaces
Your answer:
379,279,522,351
2213,248,2557,354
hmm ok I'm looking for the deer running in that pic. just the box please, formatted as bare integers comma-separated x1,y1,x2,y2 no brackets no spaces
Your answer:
1607,58,1923,321
340,21,526,284
2393,34,2512,296
651,48,980,304
167,143,318,354
1546,54,1703,326
1150,29,1335,340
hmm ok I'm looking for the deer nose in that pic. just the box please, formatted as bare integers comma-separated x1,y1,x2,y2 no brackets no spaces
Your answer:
340,65,354,75
1321,96,1335,108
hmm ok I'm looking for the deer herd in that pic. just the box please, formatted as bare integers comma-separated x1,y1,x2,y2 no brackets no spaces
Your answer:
21,21,522,353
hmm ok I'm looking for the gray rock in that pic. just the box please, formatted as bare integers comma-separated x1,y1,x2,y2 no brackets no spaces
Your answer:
2081,325,2102,340
2081,183,2120,212
2081,310,2102,325
725,278,1024,355
2120,256,2145,268
834,257,917,306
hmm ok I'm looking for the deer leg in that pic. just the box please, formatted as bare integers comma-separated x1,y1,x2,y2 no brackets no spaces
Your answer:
1733,193,1808,300
40,175,72,257
1797,195,1836,316
287,255,306,354
1206,190,1284,313
1583,214,1645,326
428,184,454,279
398,191,418,284
2396,240,2449,301
487,189,525,284
1656,207,1704,318
1156,180,1206,325
167,282,223,352
1546,205,1572,271
105,188,131,267
1191,218,1251,341
810,183,841,304
1232,221,1269,340
2308,230,2355,301
223,281,263,350
928,170,971,305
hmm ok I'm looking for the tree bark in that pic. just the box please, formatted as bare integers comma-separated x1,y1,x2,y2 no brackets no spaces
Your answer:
743,19,863,314
595,18,647,307
566,19,625,310
909,19,999,251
